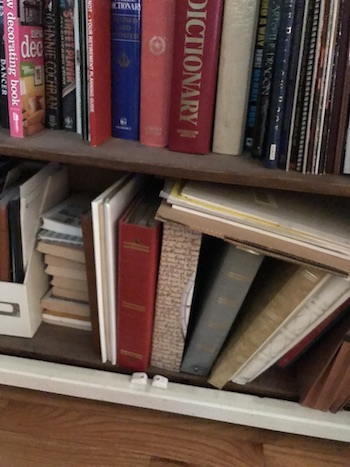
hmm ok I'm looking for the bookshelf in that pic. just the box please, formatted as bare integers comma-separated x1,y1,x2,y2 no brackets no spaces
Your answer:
1,127,350,443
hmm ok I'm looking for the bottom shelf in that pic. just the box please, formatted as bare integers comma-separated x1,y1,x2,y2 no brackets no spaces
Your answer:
0,353,349,442
0,323,298,401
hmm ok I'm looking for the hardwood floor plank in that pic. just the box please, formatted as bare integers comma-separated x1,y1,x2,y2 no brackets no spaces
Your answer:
263,444,350,467
0,431,151,467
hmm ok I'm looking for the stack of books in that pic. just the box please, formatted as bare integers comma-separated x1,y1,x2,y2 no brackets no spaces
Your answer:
37,194,94,331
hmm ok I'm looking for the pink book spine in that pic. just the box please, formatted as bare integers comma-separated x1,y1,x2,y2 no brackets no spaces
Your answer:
140,0,175,147
3,0,23,137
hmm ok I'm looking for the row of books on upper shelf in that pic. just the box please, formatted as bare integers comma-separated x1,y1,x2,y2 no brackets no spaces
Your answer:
1,1,350,175
2,157,350,412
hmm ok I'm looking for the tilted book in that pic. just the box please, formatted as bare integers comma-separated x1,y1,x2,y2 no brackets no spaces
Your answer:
230,273,350,385
140,0,175,148
167,0,223,155
151,221,202,372
43,0,62,129
117,190,162,372
208,259,327,389
4,0,45,137
180,238,264,377
111,0,141,140
213,0,260,156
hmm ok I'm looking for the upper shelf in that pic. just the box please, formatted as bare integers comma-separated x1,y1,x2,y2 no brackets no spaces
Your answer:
1,128,350,196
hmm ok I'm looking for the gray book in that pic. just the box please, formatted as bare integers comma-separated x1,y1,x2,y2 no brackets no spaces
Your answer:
180,238,264,377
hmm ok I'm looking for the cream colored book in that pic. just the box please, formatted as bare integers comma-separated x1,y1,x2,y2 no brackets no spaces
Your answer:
41,289,90,318
150,221,202,372
212,0,260,155
44,254,86,270
208,259,327,389
37,240,86,263
52,286,89,303
45,265,87,281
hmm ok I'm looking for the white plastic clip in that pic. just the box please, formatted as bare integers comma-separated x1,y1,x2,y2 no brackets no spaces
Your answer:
130,372,148,385
152,374,168,389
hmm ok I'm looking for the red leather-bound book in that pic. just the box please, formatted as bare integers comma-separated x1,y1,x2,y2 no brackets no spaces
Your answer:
277,297,350,368
117,193,162,371
140,0,175,147
168,0,224,154
87,0,111,146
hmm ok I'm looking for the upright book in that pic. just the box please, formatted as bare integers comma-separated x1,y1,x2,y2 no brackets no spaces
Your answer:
139,0,175,148
4,0,45,137
86,0,111,146
111,0,141,140
213,0,260,156
117,189,162,371
43,0,62,129
0,0,9,129
60,0,76,131
167,0,223,155
180,238,264,377
151,220,203,372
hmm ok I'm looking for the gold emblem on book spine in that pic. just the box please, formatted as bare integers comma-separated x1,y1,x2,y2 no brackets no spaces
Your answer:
118,52,131,68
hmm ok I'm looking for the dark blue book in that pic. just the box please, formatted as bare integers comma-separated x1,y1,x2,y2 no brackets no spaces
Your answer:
251,0,282,159
277,0,306,169
0,0,9,129
264,0,297,169
245,0,270,150
111,0,142,141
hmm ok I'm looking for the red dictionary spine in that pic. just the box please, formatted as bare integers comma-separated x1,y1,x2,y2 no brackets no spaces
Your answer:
277,297,350,368
168,0,223,155
140,0,175,147
87,0,111,146
117,205,162,371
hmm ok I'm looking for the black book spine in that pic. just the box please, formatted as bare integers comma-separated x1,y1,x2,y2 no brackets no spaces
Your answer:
44,0,62,129
251,0,282,159
264,0,297,169
60,0,76,132
277,0,306,169
245,0,270,150
0,0,9,129
295,0,321,172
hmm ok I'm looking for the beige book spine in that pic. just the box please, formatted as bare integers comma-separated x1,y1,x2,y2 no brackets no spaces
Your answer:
208,265,327,389
212,0,260,155
44,254,86,270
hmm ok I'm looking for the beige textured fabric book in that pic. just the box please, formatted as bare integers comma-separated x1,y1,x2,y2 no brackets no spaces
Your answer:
208,259,327,389
212,0,260,155
150,221,202,372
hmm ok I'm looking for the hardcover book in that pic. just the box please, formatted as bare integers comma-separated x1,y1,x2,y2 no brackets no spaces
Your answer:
86,0,111,146
0,0,9,129
43,0,62,129
140,0,175,148
117,189,162,371
245,0,269,149
180,238,264,377
60,0,76,131
167,0,223,155
213,0,260,156
111,0,141,140
208,259,327,389
151,221,202,372
4,0,45,137
251,0,282,159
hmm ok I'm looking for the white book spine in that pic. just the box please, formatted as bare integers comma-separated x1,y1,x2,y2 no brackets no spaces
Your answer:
212,0,260,156
232,275,350,384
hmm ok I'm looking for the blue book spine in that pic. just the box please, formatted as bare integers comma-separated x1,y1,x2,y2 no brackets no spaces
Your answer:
277,0,306,168
245,0,270,150
264,0,297,169
111,0,142,140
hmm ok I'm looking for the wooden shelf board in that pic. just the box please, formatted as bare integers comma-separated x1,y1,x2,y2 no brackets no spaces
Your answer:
1,129,350,196
0,322,298,402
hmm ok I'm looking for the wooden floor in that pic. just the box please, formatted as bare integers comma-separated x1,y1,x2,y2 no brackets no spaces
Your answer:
0,385,349,466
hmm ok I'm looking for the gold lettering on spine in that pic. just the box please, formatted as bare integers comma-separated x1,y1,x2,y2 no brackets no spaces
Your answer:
179,0,208,129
